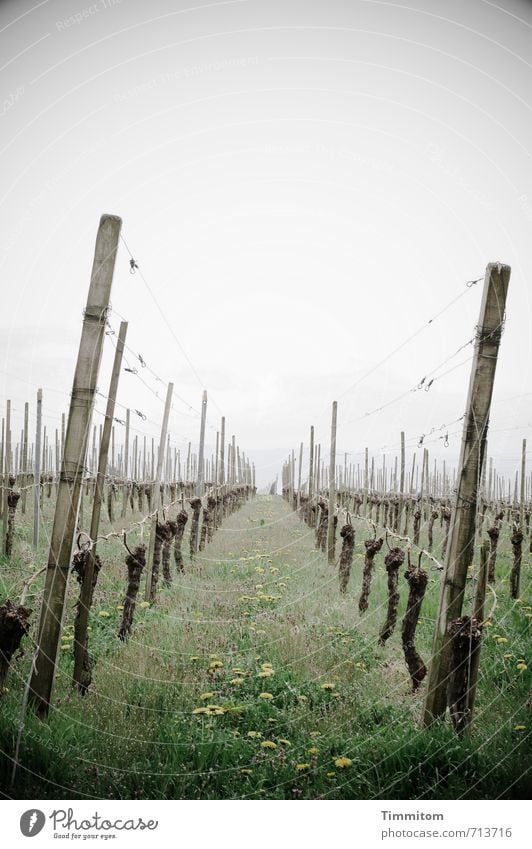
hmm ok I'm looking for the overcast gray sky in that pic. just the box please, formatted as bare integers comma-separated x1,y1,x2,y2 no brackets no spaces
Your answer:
1,0,531,487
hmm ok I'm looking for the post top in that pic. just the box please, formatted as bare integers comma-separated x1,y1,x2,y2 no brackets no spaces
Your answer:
99,214,123,226
487,261,511,273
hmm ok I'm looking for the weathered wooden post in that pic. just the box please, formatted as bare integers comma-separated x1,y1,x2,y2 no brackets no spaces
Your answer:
144,382,173,601
424,263,510,726
121,408,130,519
33,389,42,549
297,441,303,511
196,391,207,497
220,417,225,485
462,539,490,728
308,425,314,516
29,214,122,717
2,401,11,555
510,438,526,598
398,431,405,532
191,390,208,555
73,321,128,692
363,447,368,516
21,403,29,514
327,401,338,564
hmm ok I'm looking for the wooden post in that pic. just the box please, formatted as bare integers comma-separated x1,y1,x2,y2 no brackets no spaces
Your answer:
121,408,130,519
196,391,207,497
297,442,303,510
327,401,338,564
21,403,29,514
465,540,490,727
363,447,368,515
73,321,128,691
33,389,43,549
308,425,314,503
220,417,225,485
399,431,405,526
29,214,122,717
61,413,65,465
144,382,174,601
520,438,526,531
424,262,511,725
2,400,11,555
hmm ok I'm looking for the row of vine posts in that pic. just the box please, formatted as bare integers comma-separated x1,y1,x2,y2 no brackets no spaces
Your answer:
0,214,256,721
282,262,514,734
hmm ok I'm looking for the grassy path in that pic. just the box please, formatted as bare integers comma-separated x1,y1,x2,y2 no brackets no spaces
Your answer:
0,495,530,799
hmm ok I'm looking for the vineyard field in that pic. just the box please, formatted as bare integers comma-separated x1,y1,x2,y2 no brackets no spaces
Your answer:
0,494,529,800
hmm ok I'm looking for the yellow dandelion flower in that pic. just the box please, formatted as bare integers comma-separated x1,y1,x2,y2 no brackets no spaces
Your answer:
139,601,150,609
496,637,508,644
295,763,310,771
279,739,291,746
190,655,200,661
334,757,352,768
309,731,320,737
321,682,335,690
259,692,273,700
116,605,124,610
514,725,526,731
308,747,319,755
199,692,214,700
230,678,244,685
516,662,527,671
258,670,273,678
261,740,277,749
240,769,253,775
326,771,336,778
61,644,71,651
98,611,110,618
209,660,223,669
247,731,262,738
192,707,208,715
503,653,514,659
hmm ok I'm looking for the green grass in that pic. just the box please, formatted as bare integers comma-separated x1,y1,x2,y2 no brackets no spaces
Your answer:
0,493,530,799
